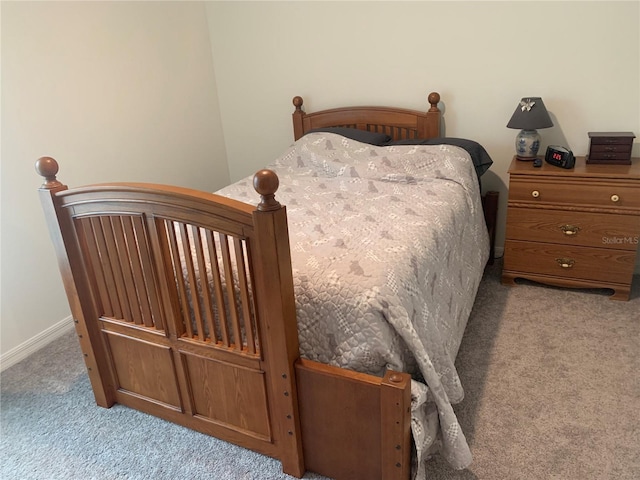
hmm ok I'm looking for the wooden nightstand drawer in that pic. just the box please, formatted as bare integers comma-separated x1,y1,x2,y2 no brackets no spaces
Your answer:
508,178,640,210
503,240,636,284
505,208,640,250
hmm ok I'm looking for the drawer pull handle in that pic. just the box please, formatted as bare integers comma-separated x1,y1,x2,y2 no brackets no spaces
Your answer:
560,225,580,236
531,190,540,198
611,194,620,203
556,258,575,269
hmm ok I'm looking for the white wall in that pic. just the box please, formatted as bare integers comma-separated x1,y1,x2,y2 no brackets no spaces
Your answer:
207,0,639,254
2,1,639,362
1,2,229,362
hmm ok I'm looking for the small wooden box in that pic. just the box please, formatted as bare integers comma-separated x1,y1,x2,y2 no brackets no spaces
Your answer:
586,132,635,165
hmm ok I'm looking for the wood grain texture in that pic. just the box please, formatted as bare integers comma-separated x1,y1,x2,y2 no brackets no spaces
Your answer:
295,359,411,480
37,169,302,472
505,207,640,250
292,92,441,141
502,156,640,301
504,240,636,283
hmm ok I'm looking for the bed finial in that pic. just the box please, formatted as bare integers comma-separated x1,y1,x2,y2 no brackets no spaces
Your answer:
292,96,304,112
35,157,63,189
253,169,281,212
428,92,440,112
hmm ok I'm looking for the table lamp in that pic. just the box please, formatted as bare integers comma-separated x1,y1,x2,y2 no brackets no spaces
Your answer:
507,97,554,160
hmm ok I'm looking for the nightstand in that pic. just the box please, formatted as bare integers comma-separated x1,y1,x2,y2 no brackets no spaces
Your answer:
501,156,640,300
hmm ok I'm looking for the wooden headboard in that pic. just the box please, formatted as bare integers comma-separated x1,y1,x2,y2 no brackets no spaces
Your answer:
292,92,442,141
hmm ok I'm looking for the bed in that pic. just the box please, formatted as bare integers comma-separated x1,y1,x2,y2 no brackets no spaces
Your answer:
36,91,498,480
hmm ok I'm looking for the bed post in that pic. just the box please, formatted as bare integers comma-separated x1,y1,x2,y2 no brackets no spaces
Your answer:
482,190,499,264
35,157,116,408
423,91,441,138
380,372,412,479
292,96,305,141
250,169,305,477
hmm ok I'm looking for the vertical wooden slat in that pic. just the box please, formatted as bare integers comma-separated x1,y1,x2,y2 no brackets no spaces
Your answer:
147,216,181,338
234,237,256,354
243,239,261,354
165,220,193,338
177,223,202,338
132,216,165,330
121,216,154,327
205,230,229,347
92,217,123,319
174,222,196,338
189,225,211,342
219,232,243,350
112,216,143,325
101,216,133,321
194,227,216,343
79,217,113,317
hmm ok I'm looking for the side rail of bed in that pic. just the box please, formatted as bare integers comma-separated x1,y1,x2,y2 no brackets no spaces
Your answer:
296,359,412,480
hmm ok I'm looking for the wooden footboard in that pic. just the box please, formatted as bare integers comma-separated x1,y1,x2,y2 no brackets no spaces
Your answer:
36,158,412,480
36,159,305,476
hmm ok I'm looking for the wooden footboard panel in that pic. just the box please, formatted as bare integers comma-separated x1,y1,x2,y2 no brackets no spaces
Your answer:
36,159,304,477
296,359,411,480
100,323,275,450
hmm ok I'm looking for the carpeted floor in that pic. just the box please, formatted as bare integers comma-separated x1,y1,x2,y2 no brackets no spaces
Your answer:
1,259,639,479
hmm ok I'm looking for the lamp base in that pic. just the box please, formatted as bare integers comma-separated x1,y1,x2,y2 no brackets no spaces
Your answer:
514,129,541,161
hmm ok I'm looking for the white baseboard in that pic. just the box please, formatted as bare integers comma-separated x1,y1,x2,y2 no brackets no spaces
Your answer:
0,316,75,372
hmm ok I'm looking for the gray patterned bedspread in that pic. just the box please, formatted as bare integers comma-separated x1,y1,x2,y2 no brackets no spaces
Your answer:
217,132,489,475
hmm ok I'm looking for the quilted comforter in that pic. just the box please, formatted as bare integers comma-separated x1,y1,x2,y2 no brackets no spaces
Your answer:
218,132,489,475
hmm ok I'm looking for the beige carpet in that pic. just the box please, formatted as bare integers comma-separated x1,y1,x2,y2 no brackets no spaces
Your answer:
2,259,639,479
425,260,640,479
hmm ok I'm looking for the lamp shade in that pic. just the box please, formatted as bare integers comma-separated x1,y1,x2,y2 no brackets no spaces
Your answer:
507,97,553,130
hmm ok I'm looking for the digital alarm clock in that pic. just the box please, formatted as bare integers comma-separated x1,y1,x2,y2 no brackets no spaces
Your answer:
545,145,575,169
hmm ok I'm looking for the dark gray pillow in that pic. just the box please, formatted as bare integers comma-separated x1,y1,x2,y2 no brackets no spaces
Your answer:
305,127,392,146
386,137,494,177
